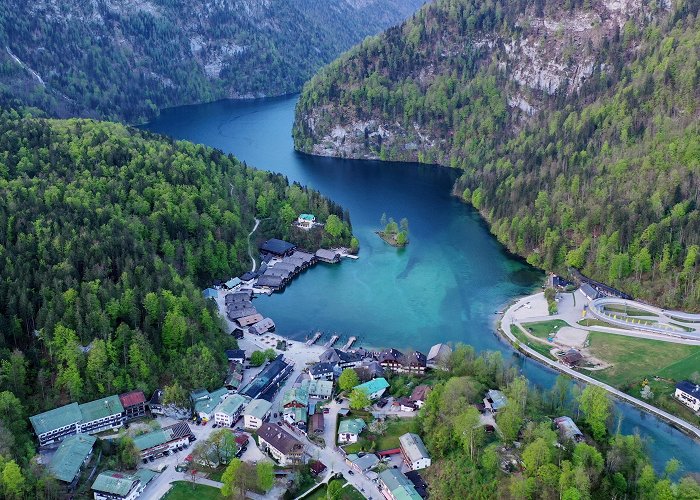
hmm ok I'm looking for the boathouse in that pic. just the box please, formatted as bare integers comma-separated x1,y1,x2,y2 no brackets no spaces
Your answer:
316,248,341,263
260,239,297,257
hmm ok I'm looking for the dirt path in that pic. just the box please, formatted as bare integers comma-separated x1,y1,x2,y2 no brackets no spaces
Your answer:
247,218,260,272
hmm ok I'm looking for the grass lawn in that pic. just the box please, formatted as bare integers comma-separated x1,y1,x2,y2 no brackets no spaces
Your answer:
578,318,611,327
587,331,700,387
304,480,364,500
604,305,658,317
376,418,418,450
522,319,569,339
511,325,556,360
163,481,222,500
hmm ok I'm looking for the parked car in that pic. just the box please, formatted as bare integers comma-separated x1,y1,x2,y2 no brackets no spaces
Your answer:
348,470,355,475
323,408,330,414
212,423,218,428
142,458,148,464
148,456,155,462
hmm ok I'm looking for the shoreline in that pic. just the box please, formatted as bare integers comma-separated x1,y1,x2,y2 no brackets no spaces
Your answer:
496,292,700,441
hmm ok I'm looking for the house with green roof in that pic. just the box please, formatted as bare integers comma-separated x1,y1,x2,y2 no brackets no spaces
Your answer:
378,469,422,500
78,395,125,435
214,394,249,427
297,213,316,228
48,434,97,485
30,402,82,447
193,387,229,420
133,422,193,459
338,418,366,444
243,399,272,430
301,379,333,399
354,377,390,400
92,469,156,500
282,386,309,409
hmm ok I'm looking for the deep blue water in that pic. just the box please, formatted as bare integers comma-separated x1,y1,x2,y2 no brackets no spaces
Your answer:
144,95,700,473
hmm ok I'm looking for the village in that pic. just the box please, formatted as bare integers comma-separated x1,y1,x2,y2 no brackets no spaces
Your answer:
24,225,700,500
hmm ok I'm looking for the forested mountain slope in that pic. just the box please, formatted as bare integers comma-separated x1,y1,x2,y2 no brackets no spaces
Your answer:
0,0,425,123
294,0,700,310
0,109,352,493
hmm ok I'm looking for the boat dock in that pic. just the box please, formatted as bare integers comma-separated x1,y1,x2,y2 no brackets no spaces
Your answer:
324,335,339,348
306,332,323,346
342,336,357,350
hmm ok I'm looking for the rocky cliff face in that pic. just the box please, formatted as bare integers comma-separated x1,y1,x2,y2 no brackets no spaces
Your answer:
0,0,425,122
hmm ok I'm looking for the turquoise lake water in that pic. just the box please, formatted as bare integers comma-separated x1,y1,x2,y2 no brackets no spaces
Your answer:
144,95,700,472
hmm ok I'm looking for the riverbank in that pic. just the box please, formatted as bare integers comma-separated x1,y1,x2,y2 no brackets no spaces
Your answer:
498,293,700,441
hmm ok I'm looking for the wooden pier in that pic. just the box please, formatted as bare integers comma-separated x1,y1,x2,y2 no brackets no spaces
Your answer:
306,331,323,346
324,334,339,348
342,336,357,350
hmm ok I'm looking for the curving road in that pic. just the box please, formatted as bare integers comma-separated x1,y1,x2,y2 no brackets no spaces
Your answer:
500,295,700,441
247,218,261,272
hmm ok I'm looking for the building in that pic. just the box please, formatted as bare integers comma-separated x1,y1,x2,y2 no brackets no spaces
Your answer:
400,351,427,373
427,343,452,367
133,422,193,460
301,379,334,399
193,388,229,420
319,348,362,369
561,349,583,367
237,313,264,328
243,399,272,430
579,283,601,301
399,433,431,470
354,378,390,400
202,288,218,300
249,317,276,335
484,389,507,413
214,394,249,427
297,214,316,228
404,471,429,499
309,362,335,381
239,355,293,401
410,385,431,408
260,239,297,257
225,349,246,364
309,413,325,434
553,416,584,443
119,391,146,422
224,277,242,290
30,402,82,447
224,362,244,393
394,397,417,412
78,395,125,435
48,434,97,486
282,385,309,426
674,381,700,412
91,469,156,500
378,469,422,500
338,418,366,444
346,453,379,473
315,248,341,263
355,359,385,381
257,423,305,466
378,348,403,371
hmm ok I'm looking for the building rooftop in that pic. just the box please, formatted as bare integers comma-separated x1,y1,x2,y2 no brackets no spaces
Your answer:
133,422,193,452
30,402,82,436
257,423,304,455
486,389,508,411
676,380,700,398
283,406,308,423
119,390,146,408
379,348,403,363
194,388,229,416
427,343,452,362
410,385,431,402
48,434,97,483
316,248,340,261
260,239,297,256
282,385,309,407
310,362,334,377
202,288,218,299
355,377,389,395
347,453,379,471
379,469,422,500
225,277,242,288
217,394,248,416
225,349,246,360
338,418,366,435
91,470,139,497
554,416,584,442
239,355,291,400
399,433,430,463
301,379,333,398
245,399,272,420
299,214,315,221
79,395,124,423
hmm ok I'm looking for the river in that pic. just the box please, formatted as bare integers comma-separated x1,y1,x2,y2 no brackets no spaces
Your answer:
144,95,700,473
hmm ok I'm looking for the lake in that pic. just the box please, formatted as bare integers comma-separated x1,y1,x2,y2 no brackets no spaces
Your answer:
144,95,700,473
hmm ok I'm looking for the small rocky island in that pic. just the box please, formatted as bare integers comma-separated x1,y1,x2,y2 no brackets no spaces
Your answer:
377,213,409,247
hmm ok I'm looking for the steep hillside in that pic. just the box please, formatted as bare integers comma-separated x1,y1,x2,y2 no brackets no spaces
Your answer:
294,0,700,309
0,0,425,122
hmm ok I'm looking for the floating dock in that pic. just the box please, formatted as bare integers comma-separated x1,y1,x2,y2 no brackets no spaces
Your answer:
306,332,323,346
342,336,357,350
324,335,339,348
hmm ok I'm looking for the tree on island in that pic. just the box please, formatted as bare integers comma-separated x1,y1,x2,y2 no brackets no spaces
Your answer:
378,214,409,247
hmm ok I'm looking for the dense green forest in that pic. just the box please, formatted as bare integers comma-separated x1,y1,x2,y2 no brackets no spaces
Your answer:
416,345,700,499
0,0,424,123
294,0,700,310
0,108,352,496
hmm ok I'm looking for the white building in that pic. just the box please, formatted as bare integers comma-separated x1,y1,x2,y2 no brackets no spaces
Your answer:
297,214,316,228
214,394,248,427
399,433,431,470
91,469,156,500
243,399,272,430
338,418,366,444
257,423,304,466
675,381,700,412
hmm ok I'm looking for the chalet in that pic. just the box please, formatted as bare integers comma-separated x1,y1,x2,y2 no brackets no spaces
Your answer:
192,388,229,420
249,317,276,335
309,362,335,381
133,422,193,460
354,378,390,400
346,453,379,473
483,389,507,413
674,381,700,412
48,434,97,486
260,239,297,257
243,399,272,430
378,469,422,500
148,389,165,415
214,394,248,427
309,413,325,434
301,379,333,399
119,391,146,422
91,469,156,500
561,349,583,367
579,283,601,301
553,416,584,443
309,460,327,477
315,248,341,263
239,355,293,400
282,385,309,426
297,214,316,228
224,362,244,392
410,385,431,408
394,397,417,412
427,343,452,367
400,351,427,374
399,433,431,470
319,348,362,369
378,348,403,371
225,349,246,364
338,418,366,444
257,423,305,466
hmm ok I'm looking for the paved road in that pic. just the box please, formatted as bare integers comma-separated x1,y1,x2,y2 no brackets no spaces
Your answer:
501,295,700,440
